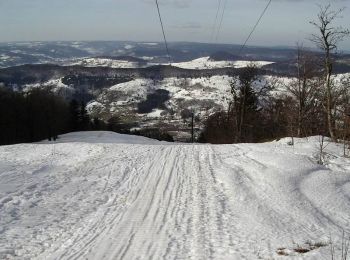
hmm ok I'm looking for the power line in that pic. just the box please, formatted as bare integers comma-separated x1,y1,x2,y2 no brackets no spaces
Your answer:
155,0,171,64
239,0,272,54
215,0,228,42
210,0,222,42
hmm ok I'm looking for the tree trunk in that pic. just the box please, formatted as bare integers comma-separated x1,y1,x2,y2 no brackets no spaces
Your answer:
237,85,247,142
325,55,336,140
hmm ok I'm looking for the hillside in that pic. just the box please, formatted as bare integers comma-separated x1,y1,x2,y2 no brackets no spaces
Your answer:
0,132,349,259
1,60,349,141
0,62,273,141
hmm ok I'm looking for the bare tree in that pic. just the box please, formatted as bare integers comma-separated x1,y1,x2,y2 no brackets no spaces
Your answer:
310,4,350,140
286,44,322,137
339,76,350,156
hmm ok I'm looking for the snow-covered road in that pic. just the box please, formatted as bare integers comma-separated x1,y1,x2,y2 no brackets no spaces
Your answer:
0,132,349,259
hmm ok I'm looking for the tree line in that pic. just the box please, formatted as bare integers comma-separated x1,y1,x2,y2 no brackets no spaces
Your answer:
0,87,107,145
200,5,350,145
0,87,174,145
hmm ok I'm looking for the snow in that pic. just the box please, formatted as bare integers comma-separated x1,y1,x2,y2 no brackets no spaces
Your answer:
40,131,162,144
23,79,72,94
146,109,165,118
124,44,134,50
68,58,146,68
141,56,155,61
64,56,273,70
172,57,274,70
0,132,349,259
86,101,105,114
104,76,232,114
0,55,11,60
141,42,159,46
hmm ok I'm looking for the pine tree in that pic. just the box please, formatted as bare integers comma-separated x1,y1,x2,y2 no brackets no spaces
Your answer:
69,99,80,132
231,65,259,142
79,101,90,131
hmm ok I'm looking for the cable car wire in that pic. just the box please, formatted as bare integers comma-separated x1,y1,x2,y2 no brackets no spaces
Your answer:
215,0,228,42
239,0,272,54
210,0,222,42
155,0,171,64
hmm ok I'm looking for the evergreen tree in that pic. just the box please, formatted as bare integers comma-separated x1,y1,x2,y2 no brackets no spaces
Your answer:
69,99,80,132
79,101,90,131
231,65,260,142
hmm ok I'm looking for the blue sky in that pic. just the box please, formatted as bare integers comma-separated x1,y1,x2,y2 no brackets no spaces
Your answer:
0,0,349,50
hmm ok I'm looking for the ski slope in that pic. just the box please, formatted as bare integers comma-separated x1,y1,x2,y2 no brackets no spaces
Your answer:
0,132,350,259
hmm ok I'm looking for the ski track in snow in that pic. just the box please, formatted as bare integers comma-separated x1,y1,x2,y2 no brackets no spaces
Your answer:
0,132,350,259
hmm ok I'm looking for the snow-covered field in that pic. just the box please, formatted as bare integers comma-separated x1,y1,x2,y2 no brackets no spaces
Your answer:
68,58,150,68
172,57,274,70
64,56,274,70
1,132,349,259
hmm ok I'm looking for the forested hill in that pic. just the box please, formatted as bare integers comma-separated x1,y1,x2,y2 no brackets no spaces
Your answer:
0,64,260,87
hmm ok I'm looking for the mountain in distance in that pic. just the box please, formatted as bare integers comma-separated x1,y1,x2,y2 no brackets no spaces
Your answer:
1,41,350,141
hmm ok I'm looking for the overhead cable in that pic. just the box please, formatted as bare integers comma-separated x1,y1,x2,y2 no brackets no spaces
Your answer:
210,0,222,42
215,0,228,42
239,0,272,54
155,0,172,64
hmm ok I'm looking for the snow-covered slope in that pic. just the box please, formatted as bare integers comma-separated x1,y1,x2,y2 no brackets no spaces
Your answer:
63,56,273,70
87,75,234,118
67,58,150,68
40,131,163,144
172,57,274,70
0,132,349,259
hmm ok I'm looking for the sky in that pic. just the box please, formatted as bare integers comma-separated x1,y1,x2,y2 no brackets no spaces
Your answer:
0,0,349,50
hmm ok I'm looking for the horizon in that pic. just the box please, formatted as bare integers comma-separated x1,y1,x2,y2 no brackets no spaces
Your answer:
1,40,349,53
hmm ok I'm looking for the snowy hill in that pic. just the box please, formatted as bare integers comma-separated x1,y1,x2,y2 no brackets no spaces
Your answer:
172,57,273,70
65,56,273,70
67,56,149,69
0,132,349,259
2,60,348,140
